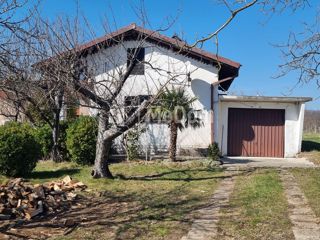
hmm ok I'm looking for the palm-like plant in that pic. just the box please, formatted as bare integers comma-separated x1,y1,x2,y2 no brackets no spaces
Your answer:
153,88,202,161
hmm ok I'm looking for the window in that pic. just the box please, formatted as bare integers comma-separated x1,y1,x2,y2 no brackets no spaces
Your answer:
127,48,145,75
124,95,151,117
124,95,170,124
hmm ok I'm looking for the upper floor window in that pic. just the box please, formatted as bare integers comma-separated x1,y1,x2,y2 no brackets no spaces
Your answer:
127,48,145,75
124,95,151,116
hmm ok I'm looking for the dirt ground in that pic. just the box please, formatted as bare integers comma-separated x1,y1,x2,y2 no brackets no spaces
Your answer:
0,193,143,240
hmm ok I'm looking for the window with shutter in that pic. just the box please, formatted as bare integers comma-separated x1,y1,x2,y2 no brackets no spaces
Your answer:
127,48,145,75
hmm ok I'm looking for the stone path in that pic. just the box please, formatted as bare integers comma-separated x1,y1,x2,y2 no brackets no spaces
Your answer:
280,170,320,240
181,174,236,240
182,168,320,240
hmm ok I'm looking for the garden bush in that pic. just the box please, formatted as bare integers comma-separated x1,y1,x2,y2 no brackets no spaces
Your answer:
124,126,145,161
208,142,221,162
0,122,40,177
66,116,97,165
32,121,71,161
33,124,53,159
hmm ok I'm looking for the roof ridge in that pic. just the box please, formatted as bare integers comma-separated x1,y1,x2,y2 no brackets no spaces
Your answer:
130,22,137,29
77,23,241,69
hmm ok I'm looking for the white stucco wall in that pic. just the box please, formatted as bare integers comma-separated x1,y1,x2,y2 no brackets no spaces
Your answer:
218,99,306,158
85,40,219,153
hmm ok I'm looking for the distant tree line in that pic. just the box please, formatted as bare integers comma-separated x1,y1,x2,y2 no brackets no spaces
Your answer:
304,110,320,133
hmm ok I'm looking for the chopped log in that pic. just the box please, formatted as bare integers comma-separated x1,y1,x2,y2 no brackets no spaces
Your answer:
9,199,18,207
73,182,86,189
66,192,77,200
7,178,23,189
25,201,44,220
62,176,72,184
17,199,22,208
53,184,61,191
63,218,76,227
0,214,11,220
0,177,87,220
0,204,5,213
33,186,45,199
7,192,15,199
28,193,39,202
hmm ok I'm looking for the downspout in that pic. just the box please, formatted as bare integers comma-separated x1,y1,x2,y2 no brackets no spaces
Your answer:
210,84,214,144
210,76,236,145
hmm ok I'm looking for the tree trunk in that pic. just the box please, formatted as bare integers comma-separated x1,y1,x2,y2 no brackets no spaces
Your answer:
122,133,130,162
51,90,64,162
169,122,178,161
51,118,60,162
91,109,113,179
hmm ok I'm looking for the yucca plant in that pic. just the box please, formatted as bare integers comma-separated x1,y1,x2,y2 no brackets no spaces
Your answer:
154,87,202,161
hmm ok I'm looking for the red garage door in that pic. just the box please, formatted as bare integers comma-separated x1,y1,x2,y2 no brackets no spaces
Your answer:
227,108,285,157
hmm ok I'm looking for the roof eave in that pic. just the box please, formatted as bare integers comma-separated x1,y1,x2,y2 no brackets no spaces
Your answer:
219,95,313,103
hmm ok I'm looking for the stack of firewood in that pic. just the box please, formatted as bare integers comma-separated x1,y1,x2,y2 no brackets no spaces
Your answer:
0,176,86,220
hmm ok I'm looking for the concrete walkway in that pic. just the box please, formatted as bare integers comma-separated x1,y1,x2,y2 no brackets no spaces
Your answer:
181,174,236,240
222,157,315,169
280,170,320,240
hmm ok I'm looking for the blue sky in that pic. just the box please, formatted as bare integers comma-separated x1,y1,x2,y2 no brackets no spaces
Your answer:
38,0,319,109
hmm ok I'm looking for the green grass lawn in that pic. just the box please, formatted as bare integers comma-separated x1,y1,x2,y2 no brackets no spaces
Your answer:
1,160,224,240
301,133,320,165
291,169,320,218
2,159,317,239
216,169,294,240
303,133,320,143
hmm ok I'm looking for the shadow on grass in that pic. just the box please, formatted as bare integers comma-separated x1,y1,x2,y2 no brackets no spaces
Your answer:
115,168,226,182
0,168,251,240
28,168,81,179
302,140,320,152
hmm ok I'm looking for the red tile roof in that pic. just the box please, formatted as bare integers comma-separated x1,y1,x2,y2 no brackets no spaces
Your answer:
78,23,241,69
37,23,240,90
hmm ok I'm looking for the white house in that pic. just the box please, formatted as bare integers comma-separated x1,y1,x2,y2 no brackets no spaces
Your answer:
79,23,311,158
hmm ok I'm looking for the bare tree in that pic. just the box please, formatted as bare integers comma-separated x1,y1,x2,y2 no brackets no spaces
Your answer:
0,11,81,161
0,1,52,128
277,10,320,87
189,0,258,49
1,11,191,177
304,110,320,133
187,0,312,84
73,30,193,178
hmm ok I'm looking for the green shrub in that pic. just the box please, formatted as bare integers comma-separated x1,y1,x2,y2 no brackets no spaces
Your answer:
124,126,145,161
33,124,53,159
32,121,71,161
208,142,221,162
0,122,40,177
66,116,97,165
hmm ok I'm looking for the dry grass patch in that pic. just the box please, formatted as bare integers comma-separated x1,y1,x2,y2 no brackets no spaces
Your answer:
299,151,320,165
216,169,294,240
300,133,320,165
291,168,320,218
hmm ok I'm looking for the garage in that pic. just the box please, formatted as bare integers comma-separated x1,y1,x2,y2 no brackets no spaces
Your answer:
217,95,312,158
227,108,285,157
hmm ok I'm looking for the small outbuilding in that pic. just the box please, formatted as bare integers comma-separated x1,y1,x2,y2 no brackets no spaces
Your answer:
217,95,312,158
